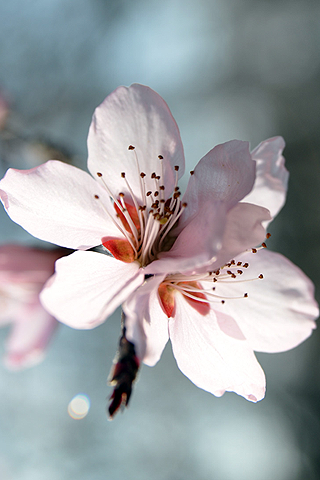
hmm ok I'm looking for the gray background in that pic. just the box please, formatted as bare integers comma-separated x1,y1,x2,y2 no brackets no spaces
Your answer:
0,1,320,479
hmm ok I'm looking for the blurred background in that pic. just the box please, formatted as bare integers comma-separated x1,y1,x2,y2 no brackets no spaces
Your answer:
0,0,320,479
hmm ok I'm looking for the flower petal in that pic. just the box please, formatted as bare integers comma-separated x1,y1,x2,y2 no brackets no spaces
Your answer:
243,136,289,222
40,251,144,329
87,84,185,201
212,249,318,352
0,245,60,284
145,200,227,275
123,275,170,366
178,140,256,230
169,293,266,401
4,303,57,370
204,202,271,273
0,161,121,249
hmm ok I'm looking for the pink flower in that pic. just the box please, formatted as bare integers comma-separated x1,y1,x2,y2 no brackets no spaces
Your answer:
0,85,318,403
0,245,61,369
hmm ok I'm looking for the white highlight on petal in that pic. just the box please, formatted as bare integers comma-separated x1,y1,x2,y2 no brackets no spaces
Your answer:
68,394,90,420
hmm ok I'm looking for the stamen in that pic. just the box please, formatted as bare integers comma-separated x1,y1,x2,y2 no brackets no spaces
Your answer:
128,145,145,201
96,172,139,245
93,194,138,256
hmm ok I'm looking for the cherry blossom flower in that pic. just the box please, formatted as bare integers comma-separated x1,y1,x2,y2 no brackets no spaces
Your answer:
0,85,318,413
0,245,61,369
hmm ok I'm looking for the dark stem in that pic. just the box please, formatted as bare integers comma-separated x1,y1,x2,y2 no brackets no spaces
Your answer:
107,311,140,420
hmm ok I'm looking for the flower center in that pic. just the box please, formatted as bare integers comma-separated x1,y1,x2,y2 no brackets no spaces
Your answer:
94,146,187,266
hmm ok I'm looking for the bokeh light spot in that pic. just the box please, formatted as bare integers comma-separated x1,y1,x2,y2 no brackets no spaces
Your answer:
68,394,90,420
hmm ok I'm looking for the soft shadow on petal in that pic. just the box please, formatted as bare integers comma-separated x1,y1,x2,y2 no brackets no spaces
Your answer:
243,136,289,223
169,292,266,402
40,251,144,329
213,249,318,353
178,140,256,230
87,84,185,201
123,275,170,366
0,161,121,249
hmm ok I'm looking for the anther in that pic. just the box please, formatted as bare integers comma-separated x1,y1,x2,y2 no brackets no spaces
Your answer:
158,155,163,159
159,185,165,190
151,172,156,179
252,248,257,253
174,166,179,171
140,172,146,178
237,261,242,266
190,170,195,175
266,233,271,239
156,175,160,180
182,202,187,208
221,300,225,304
121,172,126,178
119,192,125,197
94,194,99,199
237,270,243,275
258,274,264,279
244,293,248,298
97,172,103,177
261,242,267,248
146,191,152,196
154,191,159,197
174,187,179,192
243,263,249,268
128,145,135,150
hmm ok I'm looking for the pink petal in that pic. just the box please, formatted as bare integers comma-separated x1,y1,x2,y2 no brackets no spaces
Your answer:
204,202,271,273
123,274,169,365
178,140,256,231
0,245,60,284
87,84,185,201
4,302,57,370
145,200,227,275
0,161,121,249
212,249,318,353
40,251,144,329
243,137,289,222
169,293,266,401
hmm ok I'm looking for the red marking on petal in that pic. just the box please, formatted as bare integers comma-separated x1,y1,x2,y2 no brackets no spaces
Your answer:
102,237,135,263
158,283,176,318
114,200,140,234
179,281,210,316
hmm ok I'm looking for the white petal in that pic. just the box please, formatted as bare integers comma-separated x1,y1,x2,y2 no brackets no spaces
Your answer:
243,136,289,222
169,293,266,402
212,249,318,352
146,201,227,275
87,84,185,201
203,202,271,273
40,251,144,329
123,275,169,365
179,140,256,229
0,161,121,249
